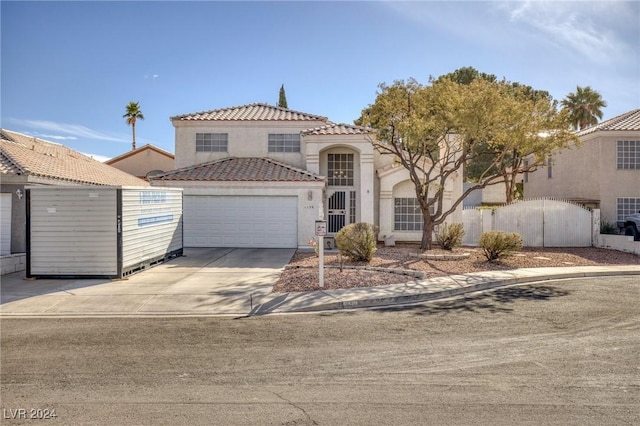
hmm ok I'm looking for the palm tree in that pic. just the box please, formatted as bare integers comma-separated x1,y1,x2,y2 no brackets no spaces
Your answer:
561,86,607,130
123,101,144,150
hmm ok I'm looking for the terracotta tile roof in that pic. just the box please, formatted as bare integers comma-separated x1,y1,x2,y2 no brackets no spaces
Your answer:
151,157,324,182
0,129,150,186
577,108,640,136
171,103,328,122
302,122,373,136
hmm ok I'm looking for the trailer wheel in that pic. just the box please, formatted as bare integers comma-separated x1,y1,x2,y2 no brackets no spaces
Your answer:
625,225,640,241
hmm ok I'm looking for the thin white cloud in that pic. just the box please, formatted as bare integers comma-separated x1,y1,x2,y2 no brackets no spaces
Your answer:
499,1,636,64
381,1,638,65
32,132,78,141
13,119,129,143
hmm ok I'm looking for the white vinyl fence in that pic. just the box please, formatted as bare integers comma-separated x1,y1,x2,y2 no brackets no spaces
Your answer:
462,198,593,247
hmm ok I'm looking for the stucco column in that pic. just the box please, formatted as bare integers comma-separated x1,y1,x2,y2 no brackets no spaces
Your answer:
436,170,463,224
360,153,375,224
305,143,320,175
378,190,393,240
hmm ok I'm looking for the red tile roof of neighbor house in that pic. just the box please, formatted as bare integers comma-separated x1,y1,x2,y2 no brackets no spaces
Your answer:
0,129,150,186
151,157,324,182
171,103,329,122
577,108,640,136
302,123,373,136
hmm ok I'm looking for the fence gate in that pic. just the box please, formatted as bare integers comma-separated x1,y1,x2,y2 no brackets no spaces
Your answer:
540,199,592,247
463,198,592,247
462,207,482,246
495,200,545,246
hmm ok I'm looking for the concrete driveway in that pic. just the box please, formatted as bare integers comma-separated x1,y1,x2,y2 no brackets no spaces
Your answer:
0,248,295,316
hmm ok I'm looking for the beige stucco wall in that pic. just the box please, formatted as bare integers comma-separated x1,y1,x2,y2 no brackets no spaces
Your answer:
597,134,640,222
173,120,326,169
482,184,507,204
525,140,600,201
108,149,174,178
525,131,640,224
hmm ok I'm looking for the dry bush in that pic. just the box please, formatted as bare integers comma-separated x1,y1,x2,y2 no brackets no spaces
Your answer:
335,222,378,262
436,223,465,251
479,231,523,261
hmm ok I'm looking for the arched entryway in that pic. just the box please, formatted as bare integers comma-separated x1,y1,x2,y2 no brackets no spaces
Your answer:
320,147,360,233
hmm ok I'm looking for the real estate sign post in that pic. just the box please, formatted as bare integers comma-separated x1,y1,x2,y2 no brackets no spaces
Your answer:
315,220,327,288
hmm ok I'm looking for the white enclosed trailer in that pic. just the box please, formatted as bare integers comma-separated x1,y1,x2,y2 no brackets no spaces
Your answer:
27,186,183,278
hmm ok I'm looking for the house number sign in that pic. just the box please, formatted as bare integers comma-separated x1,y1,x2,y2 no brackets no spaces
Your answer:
315,220,327,237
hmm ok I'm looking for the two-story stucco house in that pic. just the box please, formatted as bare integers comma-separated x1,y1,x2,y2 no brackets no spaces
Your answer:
524,108,640,225
150,103,463,249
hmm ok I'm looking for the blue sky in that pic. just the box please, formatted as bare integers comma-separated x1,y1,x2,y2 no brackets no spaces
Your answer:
2,1,639,161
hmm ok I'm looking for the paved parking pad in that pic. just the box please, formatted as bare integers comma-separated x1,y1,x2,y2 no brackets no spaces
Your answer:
0,248,295,316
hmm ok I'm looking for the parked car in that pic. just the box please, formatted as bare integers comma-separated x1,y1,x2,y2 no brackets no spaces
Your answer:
620,211,640,241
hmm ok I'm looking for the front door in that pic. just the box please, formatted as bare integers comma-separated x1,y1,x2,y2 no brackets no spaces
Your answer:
327,190,356,233
328,191,346,233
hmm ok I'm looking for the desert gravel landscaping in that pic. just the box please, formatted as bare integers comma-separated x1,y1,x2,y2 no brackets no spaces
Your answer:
274,245,639,293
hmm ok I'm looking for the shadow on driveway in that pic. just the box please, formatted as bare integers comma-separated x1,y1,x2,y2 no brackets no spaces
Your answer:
1,276,114,305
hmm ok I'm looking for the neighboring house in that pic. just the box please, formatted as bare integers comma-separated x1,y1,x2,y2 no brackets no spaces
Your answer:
0,129,149,273
150,103,463,249
524,109,640,225
105,144,175,180
462,183,510,208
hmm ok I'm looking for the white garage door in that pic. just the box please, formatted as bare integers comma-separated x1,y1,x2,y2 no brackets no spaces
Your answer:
0,193,11,255
184,196,297,248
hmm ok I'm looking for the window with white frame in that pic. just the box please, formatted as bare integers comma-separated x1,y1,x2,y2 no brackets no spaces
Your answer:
523,159,529,183
268,133,300,153
617,197,640,221
617,140,640,169
328,153,354,186
394,198,435,231
196,133,228,152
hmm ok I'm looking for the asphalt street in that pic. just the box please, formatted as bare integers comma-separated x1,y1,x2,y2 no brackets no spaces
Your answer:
1,276,638,425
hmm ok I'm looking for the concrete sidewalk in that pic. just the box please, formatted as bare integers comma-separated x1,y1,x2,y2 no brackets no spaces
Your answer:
1,256,638,317
250,265,640,315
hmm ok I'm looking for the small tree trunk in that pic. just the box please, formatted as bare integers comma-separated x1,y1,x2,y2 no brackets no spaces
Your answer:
505,177,513,204
420,213,434,251
504,174,517,204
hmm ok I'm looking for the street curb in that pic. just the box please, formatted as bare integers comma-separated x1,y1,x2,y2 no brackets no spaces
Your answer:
284,264,426,278
275,269,640,313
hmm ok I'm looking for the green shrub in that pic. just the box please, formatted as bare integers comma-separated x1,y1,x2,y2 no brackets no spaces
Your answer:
335,222,377,262
436,223,465,251
479,231,523,261
600,221,619,235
